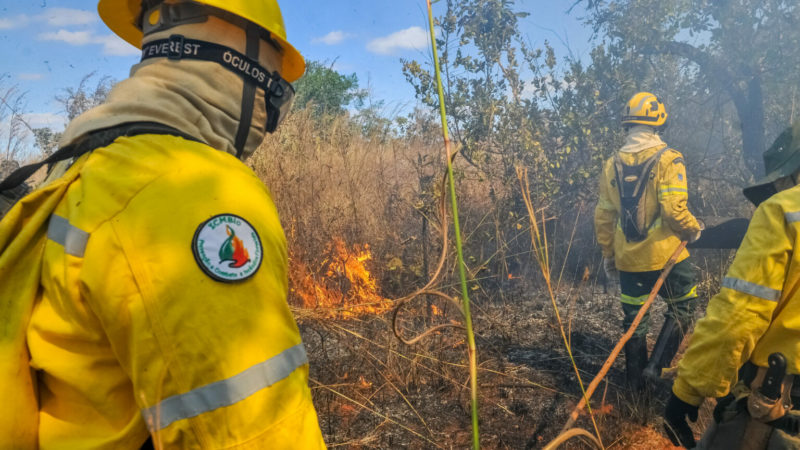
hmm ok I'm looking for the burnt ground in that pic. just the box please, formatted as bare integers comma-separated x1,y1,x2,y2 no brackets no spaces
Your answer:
296,282,717,449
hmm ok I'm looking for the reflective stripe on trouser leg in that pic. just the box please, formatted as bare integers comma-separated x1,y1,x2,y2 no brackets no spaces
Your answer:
666,285,697,302
621,293,649,305
141,343,308,431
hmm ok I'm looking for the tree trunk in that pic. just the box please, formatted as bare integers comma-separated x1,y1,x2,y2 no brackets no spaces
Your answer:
739,75,766,176
659,41,767,177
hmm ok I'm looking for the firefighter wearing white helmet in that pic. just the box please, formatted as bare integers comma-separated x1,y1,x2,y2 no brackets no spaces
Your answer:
594,92,703,390
0,0,325,448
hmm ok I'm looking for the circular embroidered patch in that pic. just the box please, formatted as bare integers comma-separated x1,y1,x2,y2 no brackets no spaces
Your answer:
192,214,263,282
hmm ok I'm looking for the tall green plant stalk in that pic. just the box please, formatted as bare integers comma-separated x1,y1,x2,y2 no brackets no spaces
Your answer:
426,1,480,448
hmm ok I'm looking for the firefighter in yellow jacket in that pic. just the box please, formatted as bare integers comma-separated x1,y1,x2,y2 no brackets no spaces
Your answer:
0,0,326,448
664,122,800,449
595,92,703,389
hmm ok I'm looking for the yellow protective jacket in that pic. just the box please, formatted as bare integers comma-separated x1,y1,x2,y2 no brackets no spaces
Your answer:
594,145,702,272
0,133,325,448
674,185,800,406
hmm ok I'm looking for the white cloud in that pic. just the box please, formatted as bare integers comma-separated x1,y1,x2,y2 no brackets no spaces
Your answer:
23,113,66,130
312,31,353,45
0,14,30,30
38,30,139,56
0,8,93,30
37,8,96,27
39,29,94,45
95,34,140,56
367,26,428,55
17,73,44,81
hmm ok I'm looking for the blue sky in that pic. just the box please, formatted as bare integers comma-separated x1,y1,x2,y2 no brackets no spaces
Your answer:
0,1,593,135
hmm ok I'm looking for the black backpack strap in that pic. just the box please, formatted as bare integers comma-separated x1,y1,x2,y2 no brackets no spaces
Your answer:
635,146,668,195
615,146,670,199
612,153,624,194
0,122,202,194
613,146,671,241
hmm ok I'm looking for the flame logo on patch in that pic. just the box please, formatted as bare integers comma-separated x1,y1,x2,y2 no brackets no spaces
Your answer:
219,225,250,268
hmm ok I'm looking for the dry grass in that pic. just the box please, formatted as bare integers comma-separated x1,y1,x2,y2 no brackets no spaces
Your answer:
251,110,729,448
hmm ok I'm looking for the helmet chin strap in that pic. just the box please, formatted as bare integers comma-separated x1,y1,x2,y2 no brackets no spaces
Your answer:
233,23,261,158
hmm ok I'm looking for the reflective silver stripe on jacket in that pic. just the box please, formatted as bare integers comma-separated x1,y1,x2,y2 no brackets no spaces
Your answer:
721,277,781,302
658,187,688,194
47,215,89,257
785,211,800,223
141,343,308,431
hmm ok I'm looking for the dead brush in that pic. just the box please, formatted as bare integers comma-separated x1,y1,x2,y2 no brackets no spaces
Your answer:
253,108,622,447
249,48,699,450
517,166,604,449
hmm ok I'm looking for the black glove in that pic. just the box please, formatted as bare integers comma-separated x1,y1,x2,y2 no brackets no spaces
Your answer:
663,393,698,448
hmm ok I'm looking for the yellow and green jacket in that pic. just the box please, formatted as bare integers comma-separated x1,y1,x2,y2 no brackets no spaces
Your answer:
674,185,800,406
0,133,325,448
594,144,702,272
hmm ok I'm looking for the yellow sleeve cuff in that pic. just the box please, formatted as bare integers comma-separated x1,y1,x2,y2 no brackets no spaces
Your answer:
672,378,704,406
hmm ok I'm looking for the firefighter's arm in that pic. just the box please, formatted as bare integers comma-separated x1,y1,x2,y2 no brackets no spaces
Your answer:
84,142,325,448
673,199,790,406
594,162,617,258
658,154,702,240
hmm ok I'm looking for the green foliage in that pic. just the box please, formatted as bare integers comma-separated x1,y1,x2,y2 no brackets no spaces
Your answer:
579,0,800,174
399,0,799,279
292,60,366,117
402,0,628,202
400,0,635,285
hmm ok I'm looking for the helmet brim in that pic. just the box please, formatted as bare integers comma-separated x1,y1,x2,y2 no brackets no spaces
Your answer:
743,150,800,206
621,114,667,127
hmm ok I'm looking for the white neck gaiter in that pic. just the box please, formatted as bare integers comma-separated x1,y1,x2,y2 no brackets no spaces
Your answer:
619,125,666,153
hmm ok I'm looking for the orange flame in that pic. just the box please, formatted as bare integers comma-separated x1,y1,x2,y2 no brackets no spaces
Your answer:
227,226,250,268
290,238,391,318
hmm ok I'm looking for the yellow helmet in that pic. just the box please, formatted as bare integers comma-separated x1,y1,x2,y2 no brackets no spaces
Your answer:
622,92,667,127
97,0,305,82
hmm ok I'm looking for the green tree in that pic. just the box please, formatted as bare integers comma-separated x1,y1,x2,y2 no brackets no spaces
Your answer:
579,0,800,174
402,0,629,199
403,0,536,178
292,60,366,117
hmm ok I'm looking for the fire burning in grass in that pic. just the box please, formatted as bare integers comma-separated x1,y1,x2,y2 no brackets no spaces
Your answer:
291,237,392,318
